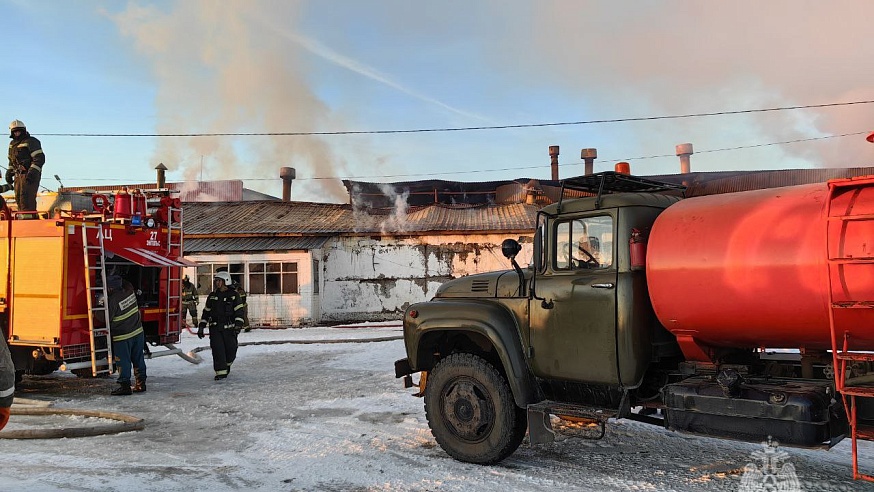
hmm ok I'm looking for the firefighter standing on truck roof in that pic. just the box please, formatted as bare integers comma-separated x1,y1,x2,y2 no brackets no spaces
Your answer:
107,275,147,396
6,120,44,212
198,271,244,380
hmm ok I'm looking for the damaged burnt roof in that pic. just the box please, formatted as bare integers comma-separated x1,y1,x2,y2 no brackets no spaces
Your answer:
182,167,874,250
182,200,540,237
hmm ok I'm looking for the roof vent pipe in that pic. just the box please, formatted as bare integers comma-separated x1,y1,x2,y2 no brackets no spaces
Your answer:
155,163,167,189
280,167,296,201
676,143,693,174
581,148,597,175
549,146,560,180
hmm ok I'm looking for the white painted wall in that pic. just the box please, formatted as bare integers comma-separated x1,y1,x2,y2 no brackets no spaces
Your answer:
320,234,534,322
184,251,318,327
182,233,534,326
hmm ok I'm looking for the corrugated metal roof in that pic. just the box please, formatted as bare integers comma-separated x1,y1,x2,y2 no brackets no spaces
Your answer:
182,201,538,236
184,236,330,253
183,201,354,234
179,168,874,247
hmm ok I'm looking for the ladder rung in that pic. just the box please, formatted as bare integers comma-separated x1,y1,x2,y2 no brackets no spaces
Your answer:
856,424,874,441
836,352,874,361
832,302,874,309
829,213,874,221
841,387,874,397
828,258,874,264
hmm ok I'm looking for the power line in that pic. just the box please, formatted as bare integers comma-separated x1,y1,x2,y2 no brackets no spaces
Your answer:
37,100,874,138
56,129,871,183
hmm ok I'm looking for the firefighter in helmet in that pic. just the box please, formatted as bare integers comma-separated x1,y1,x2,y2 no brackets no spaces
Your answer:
181,275,199,327
198,271,245,380
6,120,45,211
107,275,147,395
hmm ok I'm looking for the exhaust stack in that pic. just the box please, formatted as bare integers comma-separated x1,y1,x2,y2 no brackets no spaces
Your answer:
155,163,167,188
280,167,296,201
549,146,560,180
676,143,693,174
581,148,597,175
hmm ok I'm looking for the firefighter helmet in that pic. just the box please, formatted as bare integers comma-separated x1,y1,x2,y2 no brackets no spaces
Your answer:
8,120,24,131
214,271,232,285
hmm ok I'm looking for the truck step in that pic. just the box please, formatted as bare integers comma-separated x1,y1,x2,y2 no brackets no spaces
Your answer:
528,400,617,421
527,400,617,445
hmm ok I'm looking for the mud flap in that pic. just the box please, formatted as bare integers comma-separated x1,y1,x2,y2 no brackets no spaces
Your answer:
527,405,555,445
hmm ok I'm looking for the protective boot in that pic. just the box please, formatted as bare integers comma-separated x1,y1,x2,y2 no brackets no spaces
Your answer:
111,383,132,396
133,378,147,393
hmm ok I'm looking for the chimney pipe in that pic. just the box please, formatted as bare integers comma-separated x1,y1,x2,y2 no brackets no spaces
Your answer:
676,143,693,174
280,167,296,201
155,163,167,189
549,145,560,180
580,148,597,175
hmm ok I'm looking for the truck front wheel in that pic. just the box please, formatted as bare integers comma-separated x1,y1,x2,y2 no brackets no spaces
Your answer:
424,352,527,464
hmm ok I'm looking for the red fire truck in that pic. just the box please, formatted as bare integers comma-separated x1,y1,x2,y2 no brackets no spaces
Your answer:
0,189,193,381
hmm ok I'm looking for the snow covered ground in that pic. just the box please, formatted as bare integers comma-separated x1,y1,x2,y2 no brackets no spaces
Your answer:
0,324,871,491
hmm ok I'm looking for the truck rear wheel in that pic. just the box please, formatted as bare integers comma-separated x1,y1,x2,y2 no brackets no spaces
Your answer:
424,352,526,464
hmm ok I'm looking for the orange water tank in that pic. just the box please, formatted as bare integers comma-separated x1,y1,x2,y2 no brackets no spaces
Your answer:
646,179,874,361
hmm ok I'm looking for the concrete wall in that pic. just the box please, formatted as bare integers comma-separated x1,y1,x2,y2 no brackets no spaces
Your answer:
319,233,534,322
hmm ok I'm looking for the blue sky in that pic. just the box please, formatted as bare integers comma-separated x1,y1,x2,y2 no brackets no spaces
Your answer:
2,1,873,202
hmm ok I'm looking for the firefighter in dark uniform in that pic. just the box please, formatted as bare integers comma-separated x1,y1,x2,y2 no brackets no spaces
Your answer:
6,120,44,211
107,275,147,395
198,271,245,380
181,275,199,327
0,330,14,430
234,281,250,332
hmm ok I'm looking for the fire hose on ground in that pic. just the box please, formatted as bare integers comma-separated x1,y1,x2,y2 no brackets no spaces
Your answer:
0,332,403,439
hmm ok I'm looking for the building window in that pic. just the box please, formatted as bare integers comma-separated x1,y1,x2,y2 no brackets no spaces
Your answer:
249,262,298,294
196,263,244,294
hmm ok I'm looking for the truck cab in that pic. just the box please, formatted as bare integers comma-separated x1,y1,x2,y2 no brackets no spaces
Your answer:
395,172,686,464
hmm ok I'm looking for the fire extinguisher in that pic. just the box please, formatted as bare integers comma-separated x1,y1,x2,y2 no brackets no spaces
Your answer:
629,228,648,270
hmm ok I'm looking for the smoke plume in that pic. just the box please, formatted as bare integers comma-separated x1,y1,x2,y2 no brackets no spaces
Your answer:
110,1,350,201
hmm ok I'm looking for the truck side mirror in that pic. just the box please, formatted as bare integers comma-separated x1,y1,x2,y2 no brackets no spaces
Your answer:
502,239,522,259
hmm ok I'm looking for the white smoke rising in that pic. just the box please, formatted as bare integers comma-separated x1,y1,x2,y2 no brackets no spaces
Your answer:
109,1,351,202
377,184,410,235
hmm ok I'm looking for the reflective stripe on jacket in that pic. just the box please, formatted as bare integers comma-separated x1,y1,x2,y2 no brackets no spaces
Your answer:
8,133,44,173
201,288,245,328
108,290,144,342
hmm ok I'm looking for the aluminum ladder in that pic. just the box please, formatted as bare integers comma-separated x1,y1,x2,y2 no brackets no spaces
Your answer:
165,206,184,334
81,222,114,376
825,176,874,482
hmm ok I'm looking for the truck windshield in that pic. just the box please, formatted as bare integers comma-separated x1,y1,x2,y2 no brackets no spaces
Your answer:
554,216,613,270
